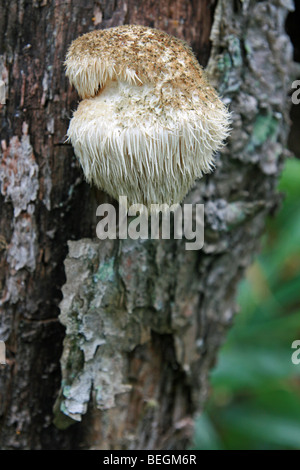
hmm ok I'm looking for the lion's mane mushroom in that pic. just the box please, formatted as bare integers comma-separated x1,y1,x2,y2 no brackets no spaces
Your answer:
65,25,230,211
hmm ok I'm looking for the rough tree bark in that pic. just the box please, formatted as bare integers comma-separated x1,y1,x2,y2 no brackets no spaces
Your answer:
0,0,295,450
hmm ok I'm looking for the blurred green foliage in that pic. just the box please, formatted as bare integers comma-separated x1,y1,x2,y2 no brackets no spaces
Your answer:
194,157,300,450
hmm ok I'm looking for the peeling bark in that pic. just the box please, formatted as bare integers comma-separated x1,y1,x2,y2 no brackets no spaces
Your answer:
0,0,294,450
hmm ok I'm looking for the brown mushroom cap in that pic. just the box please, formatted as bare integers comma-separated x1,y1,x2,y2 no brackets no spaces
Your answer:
65,25,231,210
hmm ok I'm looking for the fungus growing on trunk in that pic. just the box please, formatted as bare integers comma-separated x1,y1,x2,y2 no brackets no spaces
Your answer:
65,25,230,211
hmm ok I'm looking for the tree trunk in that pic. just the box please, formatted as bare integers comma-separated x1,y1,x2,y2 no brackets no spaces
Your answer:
0,0,294,450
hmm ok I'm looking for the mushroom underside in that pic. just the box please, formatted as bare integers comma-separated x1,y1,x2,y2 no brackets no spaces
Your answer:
67,80,229,210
